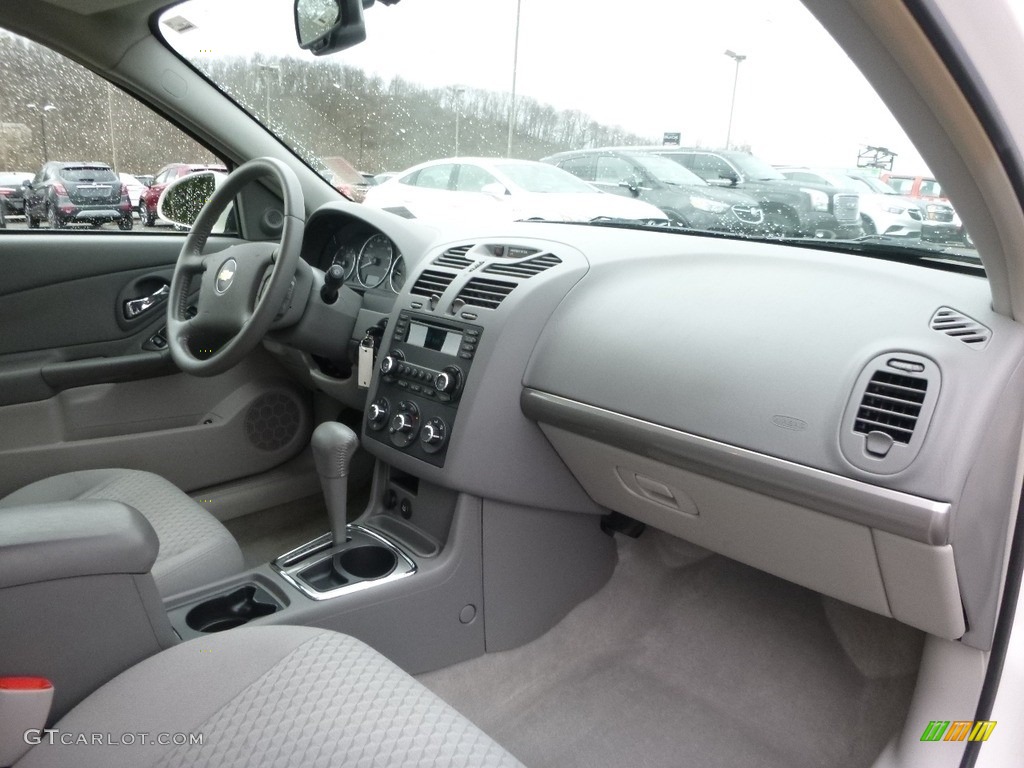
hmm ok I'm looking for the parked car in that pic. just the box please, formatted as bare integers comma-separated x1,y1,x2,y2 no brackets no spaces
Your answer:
365,157,669,223
651,147,863,238
778,167,923,237
138,162,227,225
921,199,975,246
881,173,947,200
0,171,34,216
22,161,134,229
543,148,769,235
118,172,148,210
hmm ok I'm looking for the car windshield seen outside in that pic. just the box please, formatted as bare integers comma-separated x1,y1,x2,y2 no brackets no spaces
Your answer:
42,0,963,269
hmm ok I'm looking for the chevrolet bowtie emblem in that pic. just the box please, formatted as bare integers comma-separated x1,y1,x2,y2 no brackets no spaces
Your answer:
215,258,237,294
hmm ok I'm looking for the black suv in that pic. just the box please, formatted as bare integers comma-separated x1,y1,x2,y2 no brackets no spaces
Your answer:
649,148,863,239
23,161,134,230
542,148,768,235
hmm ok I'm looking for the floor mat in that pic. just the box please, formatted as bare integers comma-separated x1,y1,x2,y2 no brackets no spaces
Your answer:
419,529,922,768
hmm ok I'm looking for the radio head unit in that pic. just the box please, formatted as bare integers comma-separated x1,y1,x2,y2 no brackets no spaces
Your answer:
364,311,482,466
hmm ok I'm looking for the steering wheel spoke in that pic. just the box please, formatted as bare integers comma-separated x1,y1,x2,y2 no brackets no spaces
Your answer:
166,158,305,377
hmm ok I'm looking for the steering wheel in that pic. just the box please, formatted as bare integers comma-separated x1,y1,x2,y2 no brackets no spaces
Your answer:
167,157,305,377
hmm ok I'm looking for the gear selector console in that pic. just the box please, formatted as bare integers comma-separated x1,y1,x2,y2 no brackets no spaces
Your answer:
364,310,482,466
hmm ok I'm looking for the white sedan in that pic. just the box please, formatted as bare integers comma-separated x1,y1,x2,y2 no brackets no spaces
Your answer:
364,157,668,224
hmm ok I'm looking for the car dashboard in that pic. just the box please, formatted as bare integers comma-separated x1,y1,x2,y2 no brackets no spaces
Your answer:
285,204,1024,654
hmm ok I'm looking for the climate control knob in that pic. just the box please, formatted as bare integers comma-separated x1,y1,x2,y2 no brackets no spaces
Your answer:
434,366,463,396
367,398,389,430
387,401,420,448
390,412,416,434
421,417,448,453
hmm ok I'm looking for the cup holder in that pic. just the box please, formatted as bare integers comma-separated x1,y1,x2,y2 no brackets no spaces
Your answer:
339,545,397,580
185,585,279,633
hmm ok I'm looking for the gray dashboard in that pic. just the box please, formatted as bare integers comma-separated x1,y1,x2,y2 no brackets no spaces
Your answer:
294,210,1024,650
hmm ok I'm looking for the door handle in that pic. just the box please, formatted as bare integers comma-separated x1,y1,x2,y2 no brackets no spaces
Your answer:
123,283,169,320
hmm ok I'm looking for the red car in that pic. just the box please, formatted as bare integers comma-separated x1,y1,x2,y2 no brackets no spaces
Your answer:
138,162,227,225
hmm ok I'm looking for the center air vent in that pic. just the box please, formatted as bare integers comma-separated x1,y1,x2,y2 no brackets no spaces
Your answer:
433,245,475,270
840,352,940,475
455,277,516,309
410,269,455,297
930,307,991,348
853,371,927,444
483,253,562,278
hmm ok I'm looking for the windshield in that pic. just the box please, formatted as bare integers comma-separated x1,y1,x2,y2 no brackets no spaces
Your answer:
61,167,117,182
629,155,707,186
727,154,787,181
496,163,597,194
155,0,978,265
850,175,899,194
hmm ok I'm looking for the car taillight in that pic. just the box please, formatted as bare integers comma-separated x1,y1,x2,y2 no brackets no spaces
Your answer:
121,184,129,197
0,188,11,197
52,183,67,196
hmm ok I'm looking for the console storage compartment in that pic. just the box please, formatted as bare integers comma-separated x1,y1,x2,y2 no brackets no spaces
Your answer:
0,500,176,722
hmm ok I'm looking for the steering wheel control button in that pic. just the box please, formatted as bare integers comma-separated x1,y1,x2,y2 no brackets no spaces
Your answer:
214,258,237,294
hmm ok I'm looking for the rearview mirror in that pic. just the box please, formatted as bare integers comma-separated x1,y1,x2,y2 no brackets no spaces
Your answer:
295,0,373,55
157,171,228,230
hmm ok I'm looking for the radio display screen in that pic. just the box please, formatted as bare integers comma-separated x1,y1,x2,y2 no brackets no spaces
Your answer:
407,322,462,355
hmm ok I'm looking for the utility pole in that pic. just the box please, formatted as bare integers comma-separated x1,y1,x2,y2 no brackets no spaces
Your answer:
26,103,57,163
724,50,746,150
506,0,522,158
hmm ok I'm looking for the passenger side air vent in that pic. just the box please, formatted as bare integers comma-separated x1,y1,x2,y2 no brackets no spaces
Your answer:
455,277,517,309
930,307,991,348
410,269,455,297
483,253,562,278
433,245,475,270
840,352,940,475
853,371,927,444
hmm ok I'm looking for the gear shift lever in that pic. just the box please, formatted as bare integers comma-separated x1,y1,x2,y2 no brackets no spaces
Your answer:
311,421,360,545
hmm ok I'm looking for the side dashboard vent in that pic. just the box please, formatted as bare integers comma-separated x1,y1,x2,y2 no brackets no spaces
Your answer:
433,245,475,270
930,307,991,348
483,253,562,278
455,277,517,309
853,370,927,445
410,269,456,297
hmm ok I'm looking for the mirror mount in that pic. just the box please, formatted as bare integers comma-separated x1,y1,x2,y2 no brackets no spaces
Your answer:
295,0,377,56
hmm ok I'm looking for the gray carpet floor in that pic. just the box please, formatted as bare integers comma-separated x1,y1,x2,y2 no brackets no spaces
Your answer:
419,529,923,768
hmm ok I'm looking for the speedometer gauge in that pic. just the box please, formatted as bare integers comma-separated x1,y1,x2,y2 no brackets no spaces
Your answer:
389,255,406,293
357,234,394,288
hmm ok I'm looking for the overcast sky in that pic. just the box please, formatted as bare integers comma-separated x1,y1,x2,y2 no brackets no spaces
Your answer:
167,0,930,173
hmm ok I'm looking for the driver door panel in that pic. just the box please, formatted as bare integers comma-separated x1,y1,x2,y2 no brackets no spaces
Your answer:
0,232,312,498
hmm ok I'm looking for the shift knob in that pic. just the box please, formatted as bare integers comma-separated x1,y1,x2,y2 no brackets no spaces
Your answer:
311,421,359,543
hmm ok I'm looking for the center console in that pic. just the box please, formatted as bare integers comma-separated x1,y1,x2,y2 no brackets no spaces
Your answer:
364,311,482,466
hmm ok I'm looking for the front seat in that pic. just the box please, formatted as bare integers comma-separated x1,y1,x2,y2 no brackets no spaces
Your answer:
0,469,243,597
15,625,523,768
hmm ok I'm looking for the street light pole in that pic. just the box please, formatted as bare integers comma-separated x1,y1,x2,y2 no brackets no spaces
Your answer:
26,103,57,163
724,49,746,150
506,0,522,158
453,86,465,156
257,63,281,119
